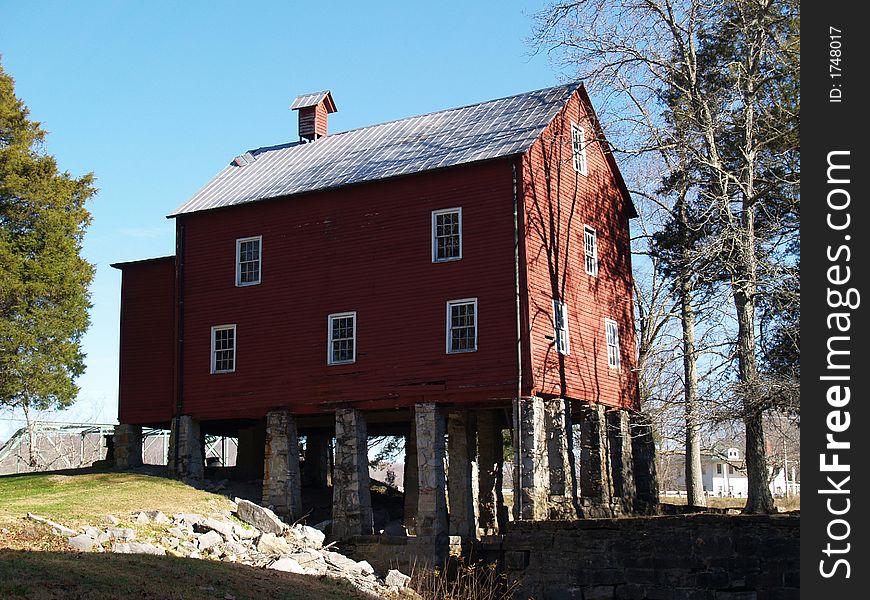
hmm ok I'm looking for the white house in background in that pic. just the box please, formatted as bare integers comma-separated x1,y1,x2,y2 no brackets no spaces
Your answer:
660,446,799,498
703,447,799,498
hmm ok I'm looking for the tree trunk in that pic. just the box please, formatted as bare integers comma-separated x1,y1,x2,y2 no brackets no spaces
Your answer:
736,287,774,514
677,195,705,508
681,285,706,508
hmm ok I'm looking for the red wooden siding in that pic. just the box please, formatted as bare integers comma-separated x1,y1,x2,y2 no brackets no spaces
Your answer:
176,159,521,421
116,257,176,425
520,89,639,410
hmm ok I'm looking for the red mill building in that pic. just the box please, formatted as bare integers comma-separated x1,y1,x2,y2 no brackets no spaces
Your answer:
112,83,658,543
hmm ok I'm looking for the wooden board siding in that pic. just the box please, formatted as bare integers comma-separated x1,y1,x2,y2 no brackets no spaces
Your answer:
176,159,521,421
520,89,639,410
116,257,176,425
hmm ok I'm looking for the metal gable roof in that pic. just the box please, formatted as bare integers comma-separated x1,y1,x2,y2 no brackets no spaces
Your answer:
169,83,579,217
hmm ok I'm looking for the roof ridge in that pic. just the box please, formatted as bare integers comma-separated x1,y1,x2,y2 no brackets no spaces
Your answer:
248,81,581,155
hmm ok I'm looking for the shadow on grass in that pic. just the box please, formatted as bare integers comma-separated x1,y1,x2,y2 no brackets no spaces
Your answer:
0,550,375,600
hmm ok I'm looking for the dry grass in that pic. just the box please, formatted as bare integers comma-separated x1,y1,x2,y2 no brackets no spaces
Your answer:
0,469,234,527
409,560,518,600
0,470,374,600
660,495,801,511
0,546,375,600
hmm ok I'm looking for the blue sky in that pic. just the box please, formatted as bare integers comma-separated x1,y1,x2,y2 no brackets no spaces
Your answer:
0,1,558,440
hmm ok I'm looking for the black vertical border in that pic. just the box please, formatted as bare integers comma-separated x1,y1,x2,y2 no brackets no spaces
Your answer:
801,0,867,596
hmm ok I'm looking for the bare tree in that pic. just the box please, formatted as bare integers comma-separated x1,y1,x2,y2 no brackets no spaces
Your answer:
534,0,799,513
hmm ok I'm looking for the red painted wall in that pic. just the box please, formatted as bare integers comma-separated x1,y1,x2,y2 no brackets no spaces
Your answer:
176,159,521,421
115,257,176,425
115,91,639,424
520,89,639,410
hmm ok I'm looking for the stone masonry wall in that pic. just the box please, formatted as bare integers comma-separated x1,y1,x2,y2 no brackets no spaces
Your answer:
487,514,799,600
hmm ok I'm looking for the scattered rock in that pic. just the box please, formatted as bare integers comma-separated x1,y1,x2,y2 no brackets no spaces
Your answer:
112,542,165,555
235,499,287,535
26,513,78,536
233,523,258,540
146,510,170,524
104,515,120,526
198,517,235,539
67,534,96,552
268,556,306,574
324,550,364,573
385,569,412,588
106,527,136,541
256,532,293,555
286,524,325,549
356,560,375,576
197,530,223,550
134,512,150,524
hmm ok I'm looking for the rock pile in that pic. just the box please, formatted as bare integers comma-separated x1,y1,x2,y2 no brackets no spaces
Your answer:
26,499,416,599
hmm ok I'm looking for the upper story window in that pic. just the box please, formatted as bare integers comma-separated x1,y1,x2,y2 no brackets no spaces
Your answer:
571,123,588,176
432,208,462,262
554,300,570,355
211,324,236,374
236,236,262,286
605,318,621,369
583,225,598,277
328,311,356,365
717,464,723,475
447,298,477,353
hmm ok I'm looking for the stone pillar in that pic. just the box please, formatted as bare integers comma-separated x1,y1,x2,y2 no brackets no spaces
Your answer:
403,420,419,532
303,432,331,488
630,411,660,513
476,409,504,535
262,410,303,519
577,403,612,516
544,398,577,519
415,403,447,538
607,409,637,513
112,424,143,469
235,421,266,480
333,408,373,539
514,396,549,521
168,416,204,480
447,410,477,538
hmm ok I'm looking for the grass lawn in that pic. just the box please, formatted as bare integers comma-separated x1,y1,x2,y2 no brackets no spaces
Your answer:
0,470,376,600
0,469,234,527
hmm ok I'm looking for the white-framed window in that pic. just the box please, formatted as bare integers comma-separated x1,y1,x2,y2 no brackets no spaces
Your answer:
716,464,723,475
432,208,462,262
605,318,621,369
236,236,262,286
446,298,477,353
583,225,598,277
571,123,588,175
328,312,356,365
211,324,236,374
553,300,570,355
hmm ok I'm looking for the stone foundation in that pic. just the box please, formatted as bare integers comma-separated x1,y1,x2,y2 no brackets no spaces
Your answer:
414,403,447,540
476,409,505,535
630,411,660,513
577,403,614,517
447,410,477,538
112,424,142,469
607,409,636,513
333,408,373,539
262,410,303,519
514,397,549,521
489,514,799,600
543,398,576,519
168,415,203,480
